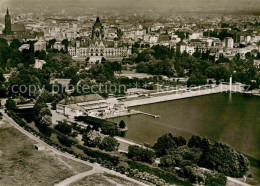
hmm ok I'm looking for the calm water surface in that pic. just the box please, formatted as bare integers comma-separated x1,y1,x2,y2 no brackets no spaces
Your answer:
111,93,260,159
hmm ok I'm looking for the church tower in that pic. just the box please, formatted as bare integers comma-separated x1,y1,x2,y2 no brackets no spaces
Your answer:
4,8,12,35
91,17,104,40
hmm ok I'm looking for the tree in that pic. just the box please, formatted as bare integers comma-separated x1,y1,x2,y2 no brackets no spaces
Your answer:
119,120,126,129
0,71,6,83
188,135,212,151
39,107,52,118
160,155,177,167
38,50,46,60
101,57,106,63
99,136,119,152
48,39,56,48
25,52,35,65
153,133,177,157
160,146,202,168
128,145,155,163
10,39,22,49
82,131,102,147
205,172,227,186
85,57,90,63
57,135,74,147
61,39,69,52
54,121,72,135
172,136,186,147
0,84,7,98
187,74,207,87
33,99,52,122
100,122,119,136
199,142,250,177
51,100,58,110
5,98,17,111
40,115,52,127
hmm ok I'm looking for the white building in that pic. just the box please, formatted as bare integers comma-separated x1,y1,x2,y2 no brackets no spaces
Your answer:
176,41,195,55
34,40,46,52
34,59,46,69
53,42,65,51
224,37,234,48
19,44,30,52
188,32,203,41
149,36,158,44
57,94,108,117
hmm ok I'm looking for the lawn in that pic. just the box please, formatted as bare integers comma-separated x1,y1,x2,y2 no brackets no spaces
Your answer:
70,173,140,186
0,120,92,186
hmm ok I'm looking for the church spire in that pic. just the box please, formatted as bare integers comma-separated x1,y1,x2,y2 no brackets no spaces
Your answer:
4,6,12,35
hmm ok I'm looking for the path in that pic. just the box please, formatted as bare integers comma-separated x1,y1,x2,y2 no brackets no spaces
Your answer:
227,177,251,186
54,168,103,186
1,111,148,186
115,136,142,147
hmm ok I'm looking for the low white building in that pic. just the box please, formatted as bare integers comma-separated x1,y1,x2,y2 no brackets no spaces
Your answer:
34,40,46,52
64,104,84,117
254,60,260,69
34,144,45,151
19,44,30,52
57,94,107,117
53,42,65,51
34,59,46,69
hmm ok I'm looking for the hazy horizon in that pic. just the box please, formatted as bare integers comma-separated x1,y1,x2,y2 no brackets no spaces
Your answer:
2,0,260,12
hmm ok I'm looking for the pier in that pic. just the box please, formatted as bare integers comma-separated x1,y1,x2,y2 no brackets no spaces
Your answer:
133,110,160,118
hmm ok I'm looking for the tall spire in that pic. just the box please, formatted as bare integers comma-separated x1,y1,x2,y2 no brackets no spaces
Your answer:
7,7,9,15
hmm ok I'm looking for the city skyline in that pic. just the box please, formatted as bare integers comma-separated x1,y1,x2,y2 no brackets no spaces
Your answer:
2,0,260,12
0,0,259,185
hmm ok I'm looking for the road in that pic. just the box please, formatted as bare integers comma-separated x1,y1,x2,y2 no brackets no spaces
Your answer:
1,111,148,186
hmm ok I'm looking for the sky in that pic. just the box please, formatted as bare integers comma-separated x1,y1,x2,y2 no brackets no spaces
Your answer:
2,0,260,12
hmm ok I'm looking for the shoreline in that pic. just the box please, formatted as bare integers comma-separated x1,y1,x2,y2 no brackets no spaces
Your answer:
121,84,243,107
103,84,248,119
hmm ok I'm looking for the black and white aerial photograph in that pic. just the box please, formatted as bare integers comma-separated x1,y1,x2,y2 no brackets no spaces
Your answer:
0,0,259,185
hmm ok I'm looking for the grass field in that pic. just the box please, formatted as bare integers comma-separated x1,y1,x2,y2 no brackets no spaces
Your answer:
70,173,141,186
0,120,92,186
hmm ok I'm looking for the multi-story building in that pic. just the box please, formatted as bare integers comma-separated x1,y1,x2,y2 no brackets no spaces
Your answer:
68,17,131,59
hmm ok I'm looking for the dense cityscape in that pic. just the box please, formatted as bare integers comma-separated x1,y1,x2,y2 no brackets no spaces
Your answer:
0,0,259,185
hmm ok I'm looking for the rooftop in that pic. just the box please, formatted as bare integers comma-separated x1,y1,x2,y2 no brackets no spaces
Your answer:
59,94,104,105
11,24,26,32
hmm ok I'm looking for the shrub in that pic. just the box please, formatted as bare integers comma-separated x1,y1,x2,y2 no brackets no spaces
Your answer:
75,116,119,136
57,135,74,147
77,145,120,166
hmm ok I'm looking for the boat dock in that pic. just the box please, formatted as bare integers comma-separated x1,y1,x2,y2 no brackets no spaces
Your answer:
133,110,160,118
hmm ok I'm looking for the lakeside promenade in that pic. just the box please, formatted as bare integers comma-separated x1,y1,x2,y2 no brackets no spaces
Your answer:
122,84,244,107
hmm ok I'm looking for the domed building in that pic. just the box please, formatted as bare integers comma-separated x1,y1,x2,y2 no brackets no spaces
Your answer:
68,17,131,61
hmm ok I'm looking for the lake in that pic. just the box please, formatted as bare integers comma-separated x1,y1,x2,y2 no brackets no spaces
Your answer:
111,93,260,160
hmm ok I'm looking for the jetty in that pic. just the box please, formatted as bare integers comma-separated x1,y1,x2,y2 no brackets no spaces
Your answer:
133,110,160,118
